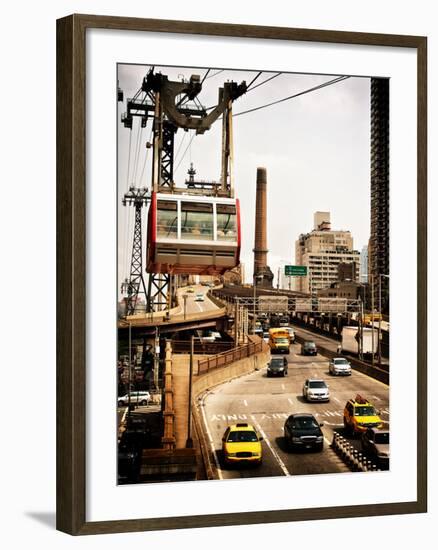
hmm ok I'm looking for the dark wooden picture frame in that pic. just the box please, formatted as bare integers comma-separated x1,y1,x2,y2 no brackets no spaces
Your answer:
57,14,427,535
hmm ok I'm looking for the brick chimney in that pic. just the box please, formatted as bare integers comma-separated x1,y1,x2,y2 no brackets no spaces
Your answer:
253,167,274,288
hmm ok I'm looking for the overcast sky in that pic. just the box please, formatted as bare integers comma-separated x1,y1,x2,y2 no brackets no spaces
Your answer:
117,64,370,291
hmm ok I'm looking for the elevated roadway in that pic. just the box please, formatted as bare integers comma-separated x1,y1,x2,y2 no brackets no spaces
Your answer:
118,285,227,337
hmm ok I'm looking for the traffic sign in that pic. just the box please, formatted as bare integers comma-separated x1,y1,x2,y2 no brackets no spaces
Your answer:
285,265,307,276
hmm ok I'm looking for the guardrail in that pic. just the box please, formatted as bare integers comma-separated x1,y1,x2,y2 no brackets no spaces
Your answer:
197,339,263,374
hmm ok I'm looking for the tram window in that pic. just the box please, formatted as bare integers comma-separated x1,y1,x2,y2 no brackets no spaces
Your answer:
181,202,213,240
157,200,178,238
216,204,237,241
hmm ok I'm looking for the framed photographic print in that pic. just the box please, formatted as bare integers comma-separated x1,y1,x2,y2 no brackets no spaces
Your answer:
56,14,427,535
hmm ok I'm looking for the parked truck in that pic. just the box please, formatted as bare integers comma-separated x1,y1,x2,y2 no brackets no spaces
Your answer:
268,328,290,354
341,326,378,356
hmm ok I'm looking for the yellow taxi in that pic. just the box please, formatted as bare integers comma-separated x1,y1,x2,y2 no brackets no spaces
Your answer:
222,423,263,466
343,394,383,435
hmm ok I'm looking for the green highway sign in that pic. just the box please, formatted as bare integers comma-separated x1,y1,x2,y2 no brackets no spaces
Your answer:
285,265,307,276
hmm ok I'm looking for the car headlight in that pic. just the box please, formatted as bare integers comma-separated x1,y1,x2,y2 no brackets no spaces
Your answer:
377,452,389,458
316,436,323,442
252,452,260,457
292,437,301,443
227,453,237,457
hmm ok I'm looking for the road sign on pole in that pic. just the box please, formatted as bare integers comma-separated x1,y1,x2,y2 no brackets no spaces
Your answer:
285,265,307,276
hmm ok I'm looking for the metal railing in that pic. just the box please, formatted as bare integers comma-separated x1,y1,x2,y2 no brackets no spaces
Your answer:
197,339,263,374
171,339,234,354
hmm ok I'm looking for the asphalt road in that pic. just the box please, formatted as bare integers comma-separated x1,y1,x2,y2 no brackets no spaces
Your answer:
201,342,389,480
180,285,219,315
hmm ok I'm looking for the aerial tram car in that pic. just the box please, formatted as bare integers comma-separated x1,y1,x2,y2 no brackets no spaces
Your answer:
146,191,241,275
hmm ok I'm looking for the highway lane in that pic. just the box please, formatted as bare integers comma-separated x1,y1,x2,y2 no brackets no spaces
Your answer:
180,285,219,315
201,342,389,480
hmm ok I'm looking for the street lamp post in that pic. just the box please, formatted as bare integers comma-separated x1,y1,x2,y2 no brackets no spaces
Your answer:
183,294,188,320
253,274,262,334
186,335,194,448
371,275,375,369
128,322,132,417
378,274,389,365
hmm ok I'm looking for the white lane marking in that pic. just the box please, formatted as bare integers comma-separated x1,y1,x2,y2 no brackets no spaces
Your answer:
281,384,285,390
243,399,248,407
251,418,290,476
288,398,294,405
200,398,223,480
333,397,341,404
372,395,381,401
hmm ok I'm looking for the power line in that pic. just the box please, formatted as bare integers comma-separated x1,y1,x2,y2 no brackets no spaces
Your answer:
246,71,262,90
201,69,210,84
247,72,282,92
173,130,188,165
205,69,224,80
138,128,153,186
132,120,144,184
174,132,195,175
234,75,350,117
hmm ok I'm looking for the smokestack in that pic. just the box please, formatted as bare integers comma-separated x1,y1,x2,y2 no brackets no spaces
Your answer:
253,167,274,288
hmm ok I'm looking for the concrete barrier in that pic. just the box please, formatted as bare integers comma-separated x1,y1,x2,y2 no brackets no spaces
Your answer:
331,432,379,472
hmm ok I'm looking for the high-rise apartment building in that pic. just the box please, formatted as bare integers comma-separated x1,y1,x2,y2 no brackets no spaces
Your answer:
369,78,389,312
295,212,360,294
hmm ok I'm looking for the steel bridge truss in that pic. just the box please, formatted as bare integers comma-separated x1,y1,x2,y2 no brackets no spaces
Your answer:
224,296,362,316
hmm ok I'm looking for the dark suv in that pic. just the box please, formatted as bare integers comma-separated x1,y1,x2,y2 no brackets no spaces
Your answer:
361,428,390,469
283,413,324,451
301,340,317,356
267,356,288,377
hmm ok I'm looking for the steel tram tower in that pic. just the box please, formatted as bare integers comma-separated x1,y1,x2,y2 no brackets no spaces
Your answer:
121,186,149,315
120,68,247,312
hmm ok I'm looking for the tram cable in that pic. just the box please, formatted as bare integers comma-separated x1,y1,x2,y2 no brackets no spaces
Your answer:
234,75,350,117
125,130,132,192
174,131,196,175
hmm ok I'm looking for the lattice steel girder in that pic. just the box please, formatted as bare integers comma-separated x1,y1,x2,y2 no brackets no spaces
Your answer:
147,273,171,312
122,188,149,315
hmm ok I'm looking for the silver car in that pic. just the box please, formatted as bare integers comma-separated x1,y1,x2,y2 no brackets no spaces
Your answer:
329,357,352,376
302,379,330,402
118,391,151,407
